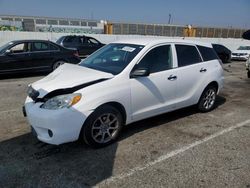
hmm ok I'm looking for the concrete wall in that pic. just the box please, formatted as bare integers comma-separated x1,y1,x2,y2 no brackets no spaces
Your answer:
1,31,250,51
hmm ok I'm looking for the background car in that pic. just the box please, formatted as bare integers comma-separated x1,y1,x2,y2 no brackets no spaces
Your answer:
231,46,250,61
0,40,81,75
212,43,231,63
246,58,250,78
242,30,250,40
56,35,105,58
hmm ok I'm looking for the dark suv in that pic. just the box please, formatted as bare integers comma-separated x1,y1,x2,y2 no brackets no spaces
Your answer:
56,35,105,58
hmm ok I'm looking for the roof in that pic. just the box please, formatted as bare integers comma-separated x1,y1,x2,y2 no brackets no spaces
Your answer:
8,39,53,43
112,38,212,48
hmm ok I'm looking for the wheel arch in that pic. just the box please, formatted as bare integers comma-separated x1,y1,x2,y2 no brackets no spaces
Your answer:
97,102,127,125
198,81,219,103
51,59,68,70
206,81,219,93
78,101,127,144
53,58,68,64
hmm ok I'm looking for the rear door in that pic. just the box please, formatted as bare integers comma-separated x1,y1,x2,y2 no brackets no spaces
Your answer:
174,44,206,108
130,44,178,121
30,41,54,70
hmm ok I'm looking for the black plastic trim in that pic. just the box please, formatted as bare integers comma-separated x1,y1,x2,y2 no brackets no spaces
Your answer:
35,78,110,103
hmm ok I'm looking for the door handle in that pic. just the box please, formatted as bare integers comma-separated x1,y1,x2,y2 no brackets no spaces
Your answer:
168,75,177,81
200,68,207,73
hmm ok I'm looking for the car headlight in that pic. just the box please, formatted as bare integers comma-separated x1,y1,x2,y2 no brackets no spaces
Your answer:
40,93,82,110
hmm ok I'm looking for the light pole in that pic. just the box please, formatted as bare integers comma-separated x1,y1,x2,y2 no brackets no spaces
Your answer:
168,14,172,24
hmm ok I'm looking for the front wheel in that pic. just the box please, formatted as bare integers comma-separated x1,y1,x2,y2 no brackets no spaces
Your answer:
81,105,123,148
198,86,217,112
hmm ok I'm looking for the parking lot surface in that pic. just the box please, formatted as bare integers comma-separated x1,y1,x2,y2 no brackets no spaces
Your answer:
0,61,250,188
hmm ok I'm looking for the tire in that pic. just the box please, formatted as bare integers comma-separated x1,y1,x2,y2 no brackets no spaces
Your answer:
198,85,217,112
81,105,123,148
52,60,66,70
248,71,250,78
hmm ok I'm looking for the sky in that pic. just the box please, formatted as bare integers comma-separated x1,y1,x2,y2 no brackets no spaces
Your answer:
0,0,249,28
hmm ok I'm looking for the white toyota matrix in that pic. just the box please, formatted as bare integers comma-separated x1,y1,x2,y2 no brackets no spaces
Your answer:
24,39,224,148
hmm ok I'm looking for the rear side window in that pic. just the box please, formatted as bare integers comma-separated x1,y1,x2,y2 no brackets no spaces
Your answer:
64,36,80,44
32,42,49,51
137,45,172,73
50,44,59,51
175,45,202,67
197,45,218,61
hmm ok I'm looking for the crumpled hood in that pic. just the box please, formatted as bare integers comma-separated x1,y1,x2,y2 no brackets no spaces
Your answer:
32,63,114,97
232,50,250,54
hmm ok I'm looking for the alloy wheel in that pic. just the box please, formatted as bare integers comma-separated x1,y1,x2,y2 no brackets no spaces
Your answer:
202,89,216,110
91,113,119,144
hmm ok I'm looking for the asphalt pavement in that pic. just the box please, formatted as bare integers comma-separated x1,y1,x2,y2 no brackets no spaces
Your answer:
0,61,249,188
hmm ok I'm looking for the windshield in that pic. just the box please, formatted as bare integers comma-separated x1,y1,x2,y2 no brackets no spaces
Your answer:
237,46,250,50
0,42,13,53
56,36,64,44
79,43,144,75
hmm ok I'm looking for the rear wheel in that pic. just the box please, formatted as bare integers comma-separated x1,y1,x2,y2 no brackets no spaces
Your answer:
52,60,66,70
81,105,123,148
198,85,217,112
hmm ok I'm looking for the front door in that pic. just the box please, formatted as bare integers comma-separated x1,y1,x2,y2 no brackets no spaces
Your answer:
0,42,32,73
130,44,177,121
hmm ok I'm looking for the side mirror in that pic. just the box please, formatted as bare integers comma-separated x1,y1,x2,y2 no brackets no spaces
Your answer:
5,49,12,55
130,67,150,78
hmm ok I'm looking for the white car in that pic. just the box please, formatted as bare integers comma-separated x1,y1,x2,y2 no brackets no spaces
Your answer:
231,46,250,61
246,57,250,78
24,39,224,148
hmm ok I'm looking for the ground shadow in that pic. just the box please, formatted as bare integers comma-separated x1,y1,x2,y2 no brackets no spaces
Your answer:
0,95,226,187
121,95,226,140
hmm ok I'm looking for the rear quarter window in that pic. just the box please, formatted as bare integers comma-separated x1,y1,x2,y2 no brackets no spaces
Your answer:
32,42,49,51
50,43,60,51
197,45,219,61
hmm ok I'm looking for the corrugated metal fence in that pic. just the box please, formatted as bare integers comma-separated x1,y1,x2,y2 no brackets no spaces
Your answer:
110,23,246,38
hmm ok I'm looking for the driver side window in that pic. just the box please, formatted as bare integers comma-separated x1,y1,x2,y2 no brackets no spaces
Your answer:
9,43,29,54
137,45,172,73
